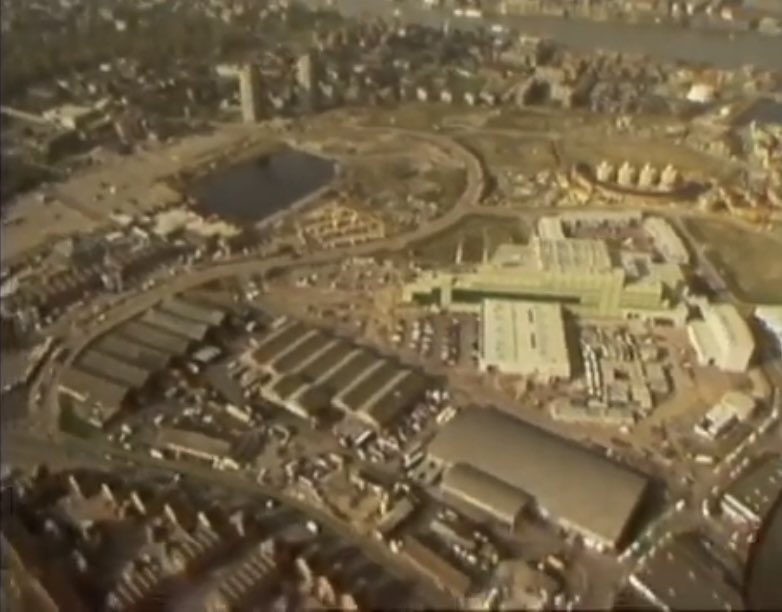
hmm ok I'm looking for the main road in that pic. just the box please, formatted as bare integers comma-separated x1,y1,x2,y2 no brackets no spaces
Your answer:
24,124,485,434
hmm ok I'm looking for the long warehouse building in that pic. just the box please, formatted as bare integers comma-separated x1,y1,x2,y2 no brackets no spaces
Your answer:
403,237,688,322
427,409,649,550
479,299,572,379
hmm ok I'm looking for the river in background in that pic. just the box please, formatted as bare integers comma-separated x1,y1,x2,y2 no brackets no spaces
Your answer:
316,0,782,71
189,148,336,225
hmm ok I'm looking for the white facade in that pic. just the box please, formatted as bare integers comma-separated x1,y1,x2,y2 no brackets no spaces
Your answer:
480,299,571,379
687,303,755,372
239,65,261,123
694,391,756,439
643,217,690,265
537,216,566,240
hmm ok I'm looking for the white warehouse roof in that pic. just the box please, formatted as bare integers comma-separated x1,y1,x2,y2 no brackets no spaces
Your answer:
480,300,571,379
441,463,531,527
428,409,649,548
687,302,754,373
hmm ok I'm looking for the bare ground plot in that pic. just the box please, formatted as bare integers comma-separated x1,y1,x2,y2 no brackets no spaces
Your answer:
253,324,310,363
346,157,465,203
340,362,402,411
347,104,476,131
273,333,330,373
2,199,96,262
299,342,356,381
318,351,378,395
559,136,741,182
684,218,782,303
408,214,530,265
457,134,558,172
482,107,601,133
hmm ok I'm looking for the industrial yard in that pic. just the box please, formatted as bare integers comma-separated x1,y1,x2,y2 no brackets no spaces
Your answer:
3,1,782,610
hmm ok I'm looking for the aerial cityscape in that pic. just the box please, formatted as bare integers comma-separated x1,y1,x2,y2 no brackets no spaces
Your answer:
2,0,782,610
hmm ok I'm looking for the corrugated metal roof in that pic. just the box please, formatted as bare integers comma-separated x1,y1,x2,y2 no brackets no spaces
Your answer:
160,296,226,327
93,334,171,371
140,309,210,342
59,367,130,413
116,321,192,356
77,350,151,389
441,463,531,526
429,409,649,547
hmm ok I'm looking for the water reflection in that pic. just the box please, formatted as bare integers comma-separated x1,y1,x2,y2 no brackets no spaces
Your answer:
189,148,336,224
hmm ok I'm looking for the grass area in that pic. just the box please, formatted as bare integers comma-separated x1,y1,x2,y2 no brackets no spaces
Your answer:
352,103,476,131
458,134,557,171
559,136,740,182
483,107,594,133
58,401,101,439
409,214,530,265
685,218,782,304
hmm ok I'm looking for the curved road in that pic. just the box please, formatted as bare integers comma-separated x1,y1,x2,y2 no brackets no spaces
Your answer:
25,125,484,434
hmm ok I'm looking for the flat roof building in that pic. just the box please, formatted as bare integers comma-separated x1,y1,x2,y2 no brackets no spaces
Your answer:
160,296,227,327
643,217,690,265
403,237,686,322
428,409,649,550
537,216,566,241
480,299,571,379
687,302,755,373
441,463,531,529
140,309,211,342
695,391,756,440
92,335,171,371
59,367,131,425
77,350,151,390
116,321,192,356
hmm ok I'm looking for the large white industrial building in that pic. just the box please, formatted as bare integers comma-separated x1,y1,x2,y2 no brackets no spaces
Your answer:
687,302,755,373
479,299,572,380
643,217,690,265
427,409,649,550
403,236,688,322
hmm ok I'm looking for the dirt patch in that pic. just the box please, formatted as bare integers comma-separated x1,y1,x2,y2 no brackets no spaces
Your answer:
685,218,782,304
407,214,530,265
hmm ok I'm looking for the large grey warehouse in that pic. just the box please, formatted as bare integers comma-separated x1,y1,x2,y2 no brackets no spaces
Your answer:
428,409,649,550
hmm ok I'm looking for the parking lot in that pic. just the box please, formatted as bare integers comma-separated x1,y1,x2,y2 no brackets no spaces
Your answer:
388,310,480,371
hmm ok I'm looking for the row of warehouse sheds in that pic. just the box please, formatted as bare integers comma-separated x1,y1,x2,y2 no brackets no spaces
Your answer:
62,299,655,553
240,318,432,431
58,293,230,427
